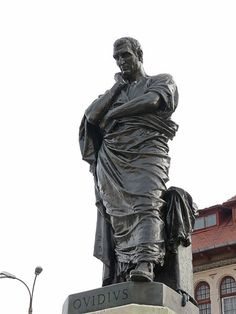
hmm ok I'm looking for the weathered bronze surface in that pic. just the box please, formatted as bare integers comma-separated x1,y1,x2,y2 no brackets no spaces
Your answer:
79,37,196,297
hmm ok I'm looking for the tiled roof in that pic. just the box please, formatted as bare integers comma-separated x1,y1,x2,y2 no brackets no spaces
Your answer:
192,195,236,253
226,195,236,203
192,221,236,253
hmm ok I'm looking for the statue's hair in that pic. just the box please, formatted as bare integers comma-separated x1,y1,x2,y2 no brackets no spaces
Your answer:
113,37,143,63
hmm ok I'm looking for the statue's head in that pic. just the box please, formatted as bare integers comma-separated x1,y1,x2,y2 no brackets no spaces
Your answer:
113,37,143,80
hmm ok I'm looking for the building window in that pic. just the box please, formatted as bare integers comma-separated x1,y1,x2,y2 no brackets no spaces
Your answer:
194,214,217,230
221,276,236,313
195,282,211,314
199,303,211,313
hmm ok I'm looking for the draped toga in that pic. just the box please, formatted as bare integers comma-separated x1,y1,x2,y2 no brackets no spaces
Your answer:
79,74,180,285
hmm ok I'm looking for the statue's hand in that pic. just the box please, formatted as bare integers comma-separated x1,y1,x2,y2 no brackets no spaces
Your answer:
114,72,126,84
114,73,128,90
109,74,127,97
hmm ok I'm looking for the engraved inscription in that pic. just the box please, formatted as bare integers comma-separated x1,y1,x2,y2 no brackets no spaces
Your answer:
73,288,129,310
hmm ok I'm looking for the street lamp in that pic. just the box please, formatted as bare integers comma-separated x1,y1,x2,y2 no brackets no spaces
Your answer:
0,266,43,314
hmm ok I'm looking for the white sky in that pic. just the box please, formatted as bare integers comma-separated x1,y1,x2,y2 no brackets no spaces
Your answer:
0,1,235,313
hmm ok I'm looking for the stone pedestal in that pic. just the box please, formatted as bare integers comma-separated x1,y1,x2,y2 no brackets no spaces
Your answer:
87,304,176,313
63,282,199,314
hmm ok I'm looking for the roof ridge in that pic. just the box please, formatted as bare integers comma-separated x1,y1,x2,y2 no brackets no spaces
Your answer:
227,195,236,202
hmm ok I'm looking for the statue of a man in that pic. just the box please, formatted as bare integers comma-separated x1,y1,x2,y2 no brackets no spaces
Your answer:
79,37,179,285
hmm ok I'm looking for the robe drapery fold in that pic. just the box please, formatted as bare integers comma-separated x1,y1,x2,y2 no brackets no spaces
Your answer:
79,74,195,285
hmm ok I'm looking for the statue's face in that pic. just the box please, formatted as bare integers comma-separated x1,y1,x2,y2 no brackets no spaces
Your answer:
113,42,140,79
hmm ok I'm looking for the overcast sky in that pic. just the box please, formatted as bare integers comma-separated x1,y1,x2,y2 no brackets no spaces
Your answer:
0,1,236,313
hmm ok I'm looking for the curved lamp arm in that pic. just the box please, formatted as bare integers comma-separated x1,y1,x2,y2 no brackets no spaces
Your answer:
0,266,43,314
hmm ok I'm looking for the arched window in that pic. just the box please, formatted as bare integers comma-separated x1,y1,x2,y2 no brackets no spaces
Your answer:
195,281,211,314
220,276,236,313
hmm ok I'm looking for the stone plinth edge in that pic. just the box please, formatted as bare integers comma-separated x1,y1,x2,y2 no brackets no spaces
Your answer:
63,282,199,314
87,304,176,313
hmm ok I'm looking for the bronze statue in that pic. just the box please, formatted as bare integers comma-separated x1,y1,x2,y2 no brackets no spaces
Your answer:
79,37,196,287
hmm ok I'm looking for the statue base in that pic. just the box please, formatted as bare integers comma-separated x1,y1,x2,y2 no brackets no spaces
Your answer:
87,304,177,313
62,282,199,314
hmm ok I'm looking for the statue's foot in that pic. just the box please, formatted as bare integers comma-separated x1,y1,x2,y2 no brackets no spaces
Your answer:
129,262,154,282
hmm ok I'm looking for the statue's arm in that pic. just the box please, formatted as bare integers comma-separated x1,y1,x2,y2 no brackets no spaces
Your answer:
104,91,160,121
85,82,124,125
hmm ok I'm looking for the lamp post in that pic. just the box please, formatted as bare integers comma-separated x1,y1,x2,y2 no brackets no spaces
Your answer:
0,266,43,314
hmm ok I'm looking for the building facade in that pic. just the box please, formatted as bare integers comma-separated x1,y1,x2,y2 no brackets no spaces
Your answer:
192,195,236,314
